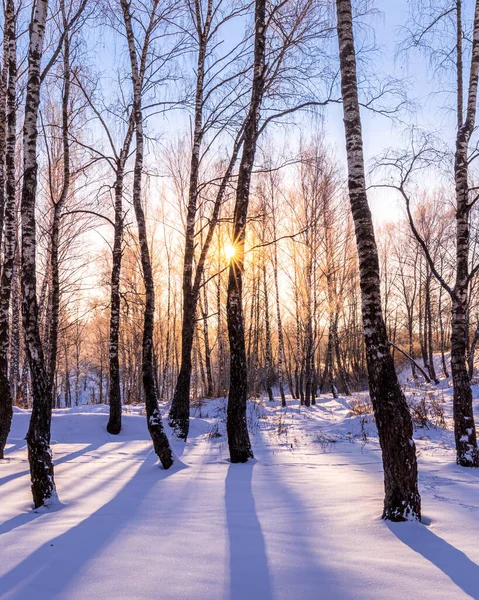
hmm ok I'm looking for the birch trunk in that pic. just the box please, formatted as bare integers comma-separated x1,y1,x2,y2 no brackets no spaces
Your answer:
304,263,314,406
121,0,172,468
0,3,8,253
320,322,337,397
439,286,449,378
48,6,71,399
226,0,266,462
468,320,479,378
448,0,479,466
216,237,226,396
334,319,351,396
272,209,286,406
21,0,57,507
294,268,302,401
10,247,21,404
169,0,247,435
406,288,416,378
160,241,172,401
425,272,439,383
106,118,134,435
196,329,206,396
169,0,212,437
273,243,286,406
201,282,214,397
323,238,338,398
263,264,274,402
336,0,421,520
0,0,16,458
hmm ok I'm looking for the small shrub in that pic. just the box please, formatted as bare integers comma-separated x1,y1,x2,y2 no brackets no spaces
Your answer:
246,400,263,434
360,416,369,445
429,392,447,429
409,396,429,428
313,430,337,450
349,397,372,417
277,411,287,435
191,397,205,418
408,390,448,430
207,422,223,439
213,399,227,422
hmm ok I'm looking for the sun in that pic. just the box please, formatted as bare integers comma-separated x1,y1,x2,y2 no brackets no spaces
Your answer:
224,242,237,262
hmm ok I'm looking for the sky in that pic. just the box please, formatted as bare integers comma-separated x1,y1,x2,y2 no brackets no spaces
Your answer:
323,0,461,225
39,0,473,317
322,1,423,223
80,0,465,245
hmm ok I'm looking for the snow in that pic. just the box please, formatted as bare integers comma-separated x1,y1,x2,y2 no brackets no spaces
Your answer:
2,387,479,599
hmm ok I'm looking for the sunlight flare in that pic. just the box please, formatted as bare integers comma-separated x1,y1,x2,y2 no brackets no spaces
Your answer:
224,241,237,262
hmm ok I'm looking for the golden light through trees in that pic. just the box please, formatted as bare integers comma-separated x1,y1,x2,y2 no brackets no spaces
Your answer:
224,242,237,262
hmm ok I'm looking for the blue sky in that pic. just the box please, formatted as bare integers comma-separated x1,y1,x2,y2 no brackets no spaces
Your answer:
84,0,465,225
323,0,444,223
320,0,472,224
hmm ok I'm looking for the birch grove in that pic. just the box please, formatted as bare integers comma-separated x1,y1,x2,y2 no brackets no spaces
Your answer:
1,0,479,519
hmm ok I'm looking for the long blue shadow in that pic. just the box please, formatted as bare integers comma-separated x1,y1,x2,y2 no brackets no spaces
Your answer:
225,461,272,600
0,452,182,600
0,502,65,537
0,440,107,489
387,522,479,599
1,440,25,455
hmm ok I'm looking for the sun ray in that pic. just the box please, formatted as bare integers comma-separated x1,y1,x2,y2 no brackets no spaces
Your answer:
224,242,237,262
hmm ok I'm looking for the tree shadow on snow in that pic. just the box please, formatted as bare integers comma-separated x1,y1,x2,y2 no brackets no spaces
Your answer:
0,451,184,599
0,501,66,538
1,440,26,455
0,439,109,495
225,461,273,600
387,522,479,599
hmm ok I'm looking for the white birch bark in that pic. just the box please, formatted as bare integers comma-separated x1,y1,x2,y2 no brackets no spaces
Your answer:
336,0,421,520
21,0,57,507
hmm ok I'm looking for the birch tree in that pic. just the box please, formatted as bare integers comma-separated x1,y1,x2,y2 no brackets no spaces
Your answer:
168,0,249,439
74,74,135,432
120,0,173,467
336,0,421,520
269,174,287,406
0,0,16,459
0,0,8,254
47,0,73,400
21,0,58,507
226,0,266,462
169,0,336,438
442,0,479,466
384,0,479,467
105,115,135,433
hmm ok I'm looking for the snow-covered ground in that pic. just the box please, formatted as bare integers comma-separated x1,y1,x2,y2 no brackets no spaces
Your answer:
1,380,479,599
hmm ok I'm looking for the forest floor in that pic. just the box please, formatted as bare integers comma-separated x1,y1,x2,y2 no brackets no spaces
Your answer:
2,376,479,599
